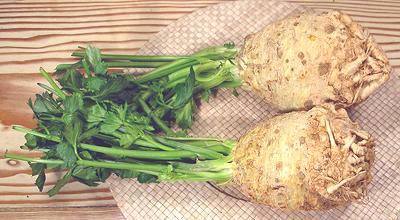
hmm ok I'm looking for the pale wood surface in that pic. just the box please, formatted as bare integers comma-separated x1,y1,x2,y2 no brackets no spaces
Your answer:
0,207,125,220
0,0,398,219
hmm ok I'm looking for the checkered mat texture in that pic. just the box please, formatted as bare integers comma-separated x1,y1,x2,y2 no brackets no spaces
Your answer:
108,0,400,219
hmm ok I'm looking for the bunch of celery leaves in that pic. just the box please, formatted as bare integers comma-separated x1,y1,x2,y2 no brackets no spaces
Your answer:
5,44,239,196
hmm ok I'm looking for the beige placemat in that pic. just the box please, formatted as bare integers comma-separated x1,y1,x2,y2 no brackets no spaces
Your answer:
108,0,400,219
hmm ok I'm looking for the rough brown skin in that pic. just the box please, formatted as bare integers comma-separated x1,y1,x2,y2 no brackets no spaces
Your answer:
232,106,374,210
237,11,391,112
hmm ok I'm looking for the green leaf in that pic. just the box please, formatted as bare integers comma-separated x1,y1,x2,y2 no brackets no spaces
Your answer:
86,104,107,127
79,127,100,141
63,116,82,148
42,92,61,107
85,45,108,75
32,93,60,114
64,93,83,113
55,61,82,74
57,68,83,90
48,169,73,197
85,77,107,92
92,76,129,100
80,151,94,160
35,170,46,192
30,163,46,176
75,178,99,187
114,170,139,179
82,58,91,77
137,173,158,183
200,89,211,102
119,134,136,148
175,99,194,129
61,113,75,125
25,133,38,148
44,148,58,159
100,109,122,134
37,82,57,94
56,143,77,168
126,111,152,126
72,166,98,180
224,42,235,49
100,123,121,134
173,67,195,108
24,131,56,151
119,126,142,148
97,168,111,182
114,103,127,120
152,107,167,120
27,97,34,112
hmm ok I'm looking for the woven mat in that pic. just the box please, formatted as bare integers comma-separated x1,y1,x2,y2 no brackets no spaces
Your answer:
108,0,400,219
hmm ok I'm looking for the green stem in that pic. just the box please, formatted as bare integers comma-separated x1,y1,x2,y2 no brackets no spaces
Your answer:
12,125,61,142
170,155,233,183
138,98,175,136
77,159,166,176
107,61,166,68
82,58,91,77
167,61,217,82
164,137,235,155
12,126,176,155
166,61,221,88
196,62,234,90
56,61,166,71
139,135,174,151
151,135,224,160
80,143,196,160
193,45,237,60
166,67,191,83
191,144,231,155
134,139,171,151
4,153,65,165
37,83,57,94
140,90,153,101
39,67,67,99
72,51,187,62
135,58,199,84
159,168,232,183
166,78,186,89
93,133,119,145
56,62,82,72
169,170,232,183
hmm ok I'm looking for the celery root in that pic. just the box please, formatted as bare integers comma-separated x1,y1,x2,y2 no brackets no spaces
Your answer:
232,105,374,210
237,11,391,111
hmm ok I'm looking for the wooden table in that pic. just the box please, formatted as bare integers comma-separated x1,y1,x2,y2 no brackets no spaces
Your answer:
0,0,398,219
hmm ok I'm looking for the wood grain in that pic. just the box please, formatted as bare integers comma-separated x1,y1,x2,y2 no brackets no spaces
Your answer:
0,207,125,220
0,0,399,219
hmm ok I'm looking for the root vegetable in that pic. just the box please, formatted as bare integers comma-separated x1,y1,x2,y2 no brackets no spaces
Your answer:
232,106,374,210
237,11,391,111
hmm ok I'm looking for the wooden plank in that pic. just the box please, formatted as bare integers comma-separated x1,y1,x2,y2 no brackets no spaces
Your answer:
0,207,125,220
